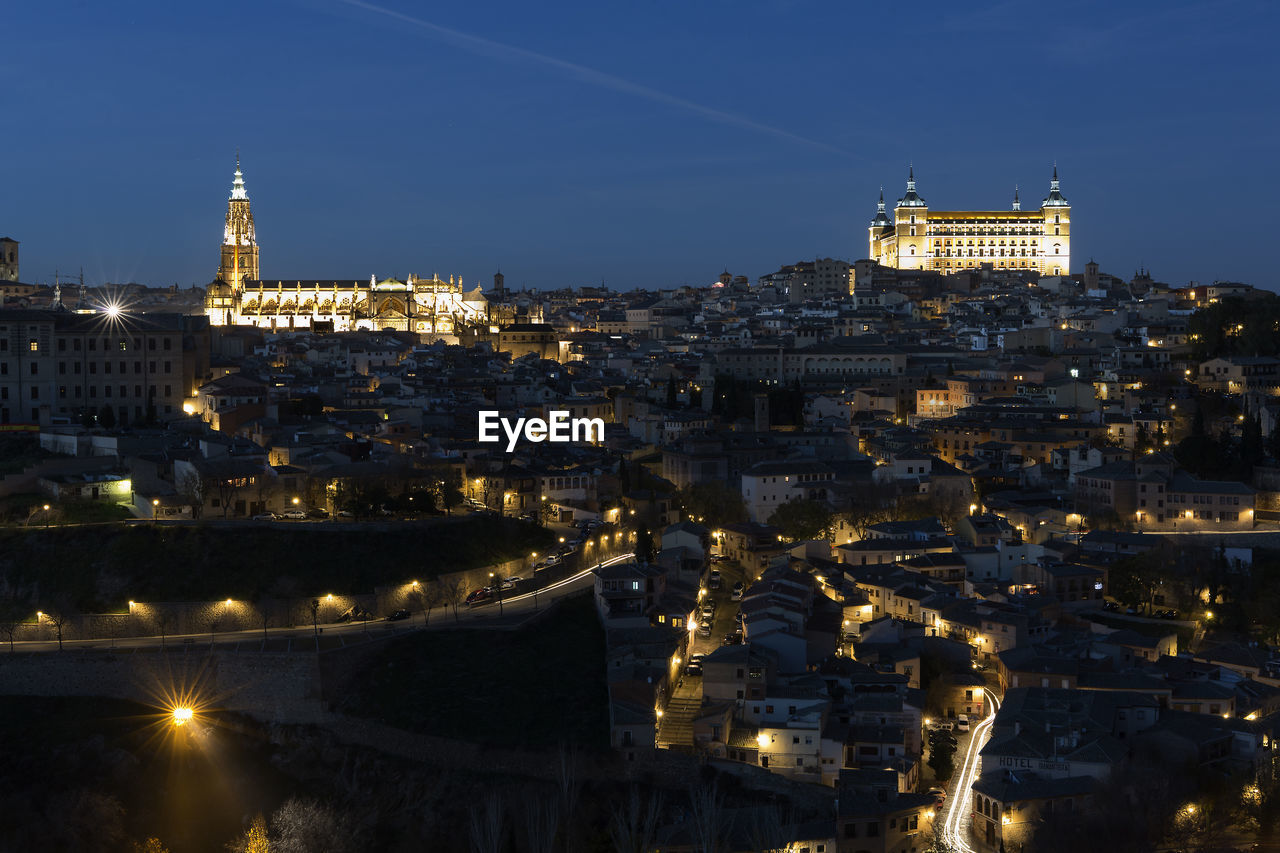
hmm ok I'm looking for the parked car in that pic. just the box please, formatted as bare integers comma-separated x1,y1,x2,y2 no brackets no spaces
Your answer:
930,720,955,732
251,512,277,521
731,587,744,602
686,661,703,676
466,588,493,605
708,569,722,590
697,621,712,638
386,609,410,621
1103,600,1119,611
308,508,330,519
722,632,743,646
956,714,970,732
927,787,946,801
337,510,354,518
282,509,307,520
688,653,706,666
545,554,561,566
500,577,522,591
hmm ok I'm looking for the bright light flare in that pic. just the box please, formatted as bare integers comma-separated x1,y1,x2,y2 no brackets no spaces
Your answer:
172,706,194,726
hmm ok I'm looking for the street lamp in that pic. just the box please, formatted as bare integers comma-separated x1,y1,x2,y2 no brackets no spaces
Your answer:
172,706,194,726
490,571,503,615
152,498,160,524
42,504,50,529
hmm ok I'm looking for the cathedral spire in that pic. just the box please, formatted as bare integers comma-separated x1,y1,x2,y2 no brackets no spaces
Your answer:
230,154,248,201
1013,184,1021,211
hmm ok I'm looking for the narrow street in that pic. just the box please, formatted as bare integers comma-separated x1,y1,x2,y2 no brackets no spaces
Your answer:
940,689,1002,853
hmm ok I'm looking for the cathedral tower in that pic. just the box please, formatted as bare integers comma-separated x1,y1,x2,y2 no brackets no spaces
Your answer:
217,155,259,292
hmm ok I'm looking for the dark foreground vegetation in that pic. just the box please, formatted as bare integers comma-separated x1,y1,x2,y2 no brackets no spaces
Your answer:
340,594,609,748
0,515,553,612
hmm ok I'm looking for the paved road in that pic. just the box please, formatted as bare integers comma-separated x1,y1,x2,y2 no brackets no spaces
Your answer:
940,689,1002,853
6,553,633,653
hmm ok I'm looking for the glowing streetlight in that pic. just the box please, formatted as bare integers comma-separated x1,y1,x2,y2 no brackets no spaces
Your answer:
292,496,300,505
756,732,770,749
172,706,194,726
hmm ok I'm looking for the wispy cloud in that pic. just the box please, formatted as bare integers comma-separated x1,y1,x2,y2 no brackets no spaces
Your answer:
333,0,849,156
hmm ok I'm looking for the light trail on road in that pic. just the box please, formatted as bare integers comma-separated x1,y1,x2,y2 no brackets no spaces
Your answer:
501,553,633,604
941,688,1002,853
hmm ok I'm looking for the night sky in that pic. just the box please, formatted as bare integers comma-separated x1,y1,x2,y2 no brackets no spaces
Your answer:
5,0,1277,291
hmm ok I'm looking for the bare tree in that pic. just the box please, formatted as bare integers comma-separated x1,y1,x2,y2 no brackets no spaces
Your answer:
521,788,561,853
688,781,730,853
45,610,69,651
440,575,467,623
468,791,506,853
153,607,174,648
557,742,583,850
609,786,662,853
269,797,358,853
408,582,441,627
745,804,788,853
204,612,221,648
0,618,19,653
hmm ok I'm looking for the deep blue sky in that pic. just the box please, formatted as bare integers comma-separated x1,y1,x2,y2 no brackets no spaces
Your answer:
4,0,1276,290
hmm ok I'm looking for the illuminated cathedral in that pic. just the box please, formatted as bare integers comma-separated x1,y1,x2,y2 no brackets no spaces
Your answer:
205,157,490,334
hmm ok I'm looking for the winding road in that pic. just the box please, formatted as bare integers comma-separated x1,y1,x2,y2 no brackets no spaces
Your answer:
940,688,1003,853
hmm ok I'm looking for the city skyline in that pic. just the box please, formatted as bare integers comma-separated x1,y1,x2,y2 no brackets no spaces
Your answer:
4,0,1277,290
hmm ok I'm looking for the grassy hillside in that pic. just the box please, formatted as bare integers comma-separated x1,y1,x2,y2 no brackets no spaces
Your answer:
0,515,554,609
338,594,609,750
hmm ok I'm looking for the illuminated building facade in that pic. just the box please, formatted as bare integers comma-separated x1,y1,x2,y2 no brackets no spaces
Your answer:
205,159,488,334
869,167,1071,276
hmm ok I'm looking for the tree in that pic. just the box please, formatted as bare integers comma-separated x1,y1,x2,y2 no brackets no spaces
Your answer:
677,481,747,528
0,599,26,653
619,455,632,495
45,609,69,651
927,728,956,783
521,788,561,853
634,524,655,565
131,839,169,853
153,607,174,648
439,576,467,623
468,792,506,853
229,814,271,853
1109,551,1165,614
610,786,662,853
408,582,440,626
270,797,357,853
176,469,206,520
767,498,833,542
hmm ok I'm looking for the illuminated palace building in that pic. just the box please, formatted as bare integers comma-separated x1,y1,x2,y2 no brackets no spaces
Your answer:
205,158,488,334
868,167,1071,276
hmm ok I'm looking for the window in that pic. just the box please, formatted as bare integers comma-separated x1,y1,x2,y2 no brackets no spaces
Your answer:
28,339,38,352
29,362,38,375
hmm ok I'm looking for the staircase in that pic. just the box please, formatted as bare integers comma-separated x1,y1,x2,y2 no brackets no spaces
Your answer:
656,695,701,751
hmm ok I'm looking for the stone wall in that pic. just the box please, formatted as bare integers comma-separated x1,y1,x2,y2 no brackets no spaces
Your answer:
0,646,327,722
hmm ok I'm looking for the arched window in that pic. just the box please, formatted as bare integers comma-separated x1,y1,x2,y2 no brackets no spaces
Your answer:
1054,214,1060,224
1054,243,1062,255
909,246,916,256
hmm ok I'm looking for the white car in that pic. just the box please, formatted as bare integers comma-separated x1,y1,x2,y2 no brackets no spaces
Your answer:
956,714,970,732
282,509,307,519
